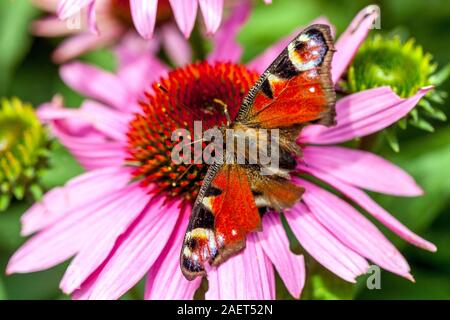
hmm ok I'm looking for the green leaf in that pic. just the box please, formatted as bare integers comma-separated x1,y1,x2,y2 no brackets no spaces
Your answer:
238,0,320,63
427,91,446,104
384,128,400,153
409,118,435,132
429,64,450,86
80,49,117,72
0,276,7,300
374,127,450,236
0,202,27,251
0,1,37,95
40,142,84,189
357,268,450,299
1,263,69,300
301,259,355,300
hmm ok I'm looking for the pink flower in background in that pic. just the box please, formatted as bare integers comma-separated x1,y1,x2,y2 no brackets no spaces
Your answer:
31,0,271,63
55,0,272,39
7,5,436,299
31,0,177,63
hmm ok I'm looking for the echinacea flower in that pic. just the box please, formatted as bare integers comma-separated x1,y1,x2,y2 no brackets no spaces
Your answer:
31,0,171,63
0,98,51,211
56,0,272,39
7,5,436,299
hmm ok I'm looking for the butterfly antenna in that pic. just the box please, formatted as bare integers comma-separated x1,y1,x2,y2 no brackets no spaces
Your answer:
213,98,231,125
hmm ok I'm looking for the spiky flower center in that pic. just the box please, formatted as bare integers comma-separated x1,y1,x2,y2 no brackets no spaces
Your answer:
0,98,51,211
126,62,259,202
345,35,436,98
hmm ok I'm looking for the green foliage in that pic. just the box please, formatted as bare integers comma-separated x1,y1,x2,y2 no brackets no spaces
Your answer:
0,1,37,96
374,127,450,234
302,260,354,300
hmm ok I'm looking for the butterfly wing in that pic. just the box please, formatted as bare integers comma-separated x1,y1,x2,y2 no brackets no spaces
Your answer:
181,163,261,280
180,25,336,280
236,24,336,129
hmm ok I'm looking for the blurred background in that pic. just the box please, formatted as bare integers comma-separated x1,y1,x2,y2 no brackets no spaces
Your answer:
0,0,449,299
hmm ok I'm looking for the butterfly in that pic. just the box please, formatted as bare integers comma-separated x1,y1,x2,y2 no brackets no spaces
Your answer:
180,25,336,280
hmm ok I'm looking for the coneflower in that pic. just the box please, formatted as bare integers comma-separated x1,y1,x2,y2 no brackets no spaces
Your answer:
8,5,435,300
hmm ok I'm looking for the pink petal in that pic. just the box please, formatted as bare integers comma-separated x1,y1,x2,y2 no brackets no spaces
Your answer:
60,61,132,111
169,0,198,38
248,17,335,74
118,57,168,99
130,0,158,39
45,121,126,171
39,100,131,143
206,234,275,299
286,203,369,282
53,29,122,63
298,164,436,252
301,146,423,196
55,140,125,170
257,213,305,298
332,5,379,83
207,1,250,63
145,205,202,300
87,1,98,35
114,32,160,66
296,178,413,280
60,185,150,294
299,86,433,145
160,24,193,66
7,185,144,274
32,16,76,37
70,198,181,299
199,0,223,35
57,0,93,20
21,167,132,236
80,101,131,142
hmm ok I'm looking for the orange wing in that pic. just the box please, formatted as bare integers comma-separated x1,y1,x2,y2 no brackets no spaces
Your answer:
236,24,336,129
180,164,260,280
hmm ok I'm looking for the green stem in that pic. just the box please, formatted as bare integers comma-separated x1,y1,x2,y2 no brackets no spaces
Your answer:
190,24,207,61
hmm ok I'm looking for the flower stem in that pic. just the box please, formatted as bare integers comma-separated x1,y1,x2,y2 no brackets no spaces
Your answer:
190,25,207,61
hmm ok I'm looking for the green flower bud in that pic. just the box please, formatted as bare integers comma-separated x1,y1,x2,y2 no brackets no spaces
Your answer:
343,35,449,151
0,98,51,211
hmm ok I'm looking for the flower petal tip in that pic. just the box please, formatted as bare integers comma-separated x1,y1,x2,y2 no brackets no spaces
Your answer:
365,4,380,15
5,258,22,275
406,273,416,283
420,85,435,93
5,264,15,276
